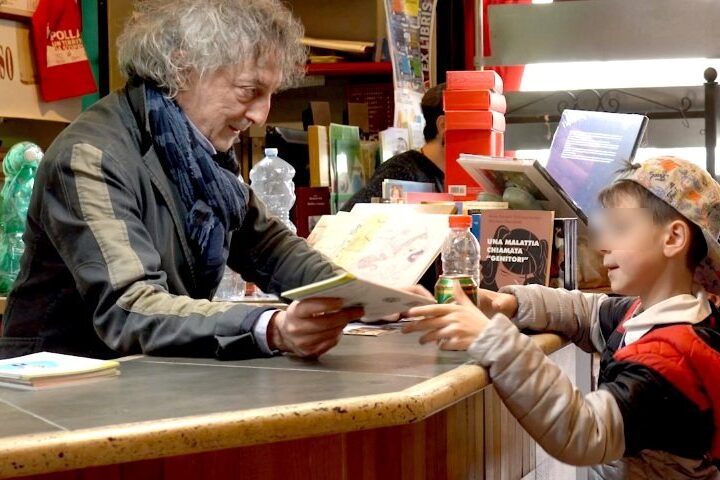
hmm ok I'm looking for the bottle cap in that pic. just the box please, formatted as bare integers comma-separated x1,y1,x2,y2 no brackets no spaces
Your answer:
264,148,278,157
448,215,472,228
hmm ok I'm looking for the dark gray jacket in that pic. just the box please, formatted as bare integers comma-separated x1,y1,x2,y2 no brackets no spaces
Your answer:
0,79,336,360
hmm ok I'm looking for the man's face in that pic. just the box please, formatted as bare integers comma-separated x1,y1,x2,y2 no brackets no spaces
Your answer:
175,57,283,152
592,196,666,296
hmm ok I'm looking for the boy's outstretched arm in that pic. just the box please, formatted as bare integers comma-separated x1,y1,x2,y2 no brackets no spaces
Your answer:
494,284,609,353
405,284,625,466
470,312,626,465
407,286,714,471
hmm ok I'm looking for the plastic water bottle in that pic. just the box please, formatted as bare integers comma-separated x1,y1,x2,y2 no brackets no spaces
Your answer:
436,215,480,304
0,142,43,294
249,148,296,234
214,266,246,301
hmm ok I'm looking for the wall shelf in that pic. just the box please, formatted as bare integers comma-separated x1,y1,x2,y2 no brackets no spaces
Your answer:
306,62,392,77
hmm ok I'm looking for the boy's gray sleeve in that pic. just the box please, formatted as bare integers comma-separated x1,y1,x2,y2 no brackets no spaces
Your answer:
469,315,626,466
499,284,608,353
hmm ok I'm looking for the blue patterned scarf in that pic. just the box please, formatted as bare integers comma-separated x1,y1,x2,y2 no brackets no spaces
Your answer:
145,83,248,286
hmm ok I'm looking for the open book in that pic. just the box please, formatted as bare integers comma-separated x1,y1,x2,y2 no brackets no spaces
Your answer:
282,272,434,320
0,352,119,390
307,210,451,287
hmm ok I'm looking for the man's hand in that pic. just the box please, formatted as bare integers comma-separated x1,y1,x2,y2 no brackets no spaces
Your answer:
268,298,363,358
477,288,519,319
401,284,435,301
402,281,490,351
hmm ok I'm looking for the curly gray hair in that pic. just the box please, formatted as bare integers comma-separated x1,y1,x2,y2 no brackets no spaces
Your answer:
117,0,307,97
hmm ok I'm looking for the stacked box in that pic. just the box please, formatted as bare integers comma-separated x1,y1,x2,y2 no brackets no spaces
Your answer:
444,70,506,200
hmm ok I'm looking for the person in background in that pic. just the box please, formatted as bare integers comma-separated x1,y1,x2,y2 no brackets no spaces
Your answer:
404,157,720,479
1,0,371,360
341,83,447,211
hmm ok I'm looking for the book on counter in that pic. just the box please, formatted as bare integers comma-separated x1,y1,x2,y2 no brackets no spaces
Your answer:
282,272,434,321
479,209,555,291
0,352,119,390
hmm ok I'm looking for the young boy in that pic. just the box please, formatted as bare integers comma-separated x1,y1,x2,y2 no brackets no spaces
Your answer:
403,157,720,479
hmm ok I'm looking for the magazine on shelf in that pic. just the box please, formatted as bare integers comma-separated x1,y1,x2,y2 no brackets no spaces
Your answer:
329,123,363,212
378,127,410,162
479,209,555,291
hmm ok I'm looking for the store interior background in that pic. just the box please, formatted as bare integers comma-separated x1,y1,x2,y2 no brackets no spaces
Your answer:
2,0,718,181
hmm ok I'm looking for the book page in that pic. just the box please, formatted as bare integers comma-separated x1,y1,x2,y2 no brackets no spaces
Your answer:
336,213,449,287
308,211,449,287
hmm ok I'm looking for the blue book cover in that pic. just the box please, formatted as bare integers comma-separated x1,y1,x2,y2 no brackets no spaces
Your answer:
546,110,648,218
470,213,482,242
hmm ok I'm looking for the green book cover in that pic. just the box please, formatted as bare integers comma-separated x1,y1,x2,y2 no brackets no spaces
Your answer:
329,124,363,213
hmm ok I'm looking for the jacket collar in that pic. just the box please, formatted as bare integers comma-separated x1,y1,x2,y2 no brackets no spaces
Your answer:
623,285,711,345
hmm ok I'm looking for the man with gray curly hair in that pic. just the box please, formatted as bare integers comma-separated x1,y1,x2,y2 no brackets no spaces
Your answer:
1,0,406,360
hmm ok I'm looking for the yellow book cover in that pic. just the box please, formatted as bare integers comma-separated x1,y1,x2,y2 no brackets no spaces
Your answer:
308,125,329,187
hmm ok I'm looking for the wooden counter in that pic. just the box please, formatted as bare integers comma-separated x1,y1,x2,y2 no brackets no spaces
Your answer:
0,328,569,480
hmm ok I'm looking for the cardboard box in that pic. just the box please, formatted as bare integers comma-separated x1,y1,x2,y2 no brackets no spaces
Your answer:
445,130,505,200
443,90,506,113
446,70,503,94
445,110,506,132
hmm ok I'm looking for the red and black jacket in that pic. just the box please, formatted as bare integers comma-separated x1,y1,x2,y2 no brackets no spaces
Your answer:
597,297,720,463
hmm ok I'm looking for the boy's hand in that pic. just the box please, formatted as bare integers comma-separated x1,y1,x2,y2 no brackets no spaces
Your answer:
367,284,435,323
269,298,363,358
477,288,519,319
402,282,490,351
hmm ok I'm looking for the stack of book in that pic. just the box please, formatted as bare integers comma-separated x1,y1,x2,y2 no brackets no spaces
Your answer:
0,352,120,390
443,70,506,201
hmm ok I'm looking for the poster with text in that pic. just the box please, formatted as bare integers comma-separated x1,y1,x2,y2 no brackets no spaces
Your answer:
384,0,437,149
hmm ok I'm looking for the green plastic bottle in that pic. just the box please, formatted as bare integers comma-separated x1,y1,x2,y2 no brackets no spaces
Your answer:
0,142,43,294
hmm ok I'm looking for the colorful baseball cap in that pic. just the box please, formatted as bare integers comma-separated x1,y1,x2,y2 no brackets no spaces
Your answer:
618,156,720,294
